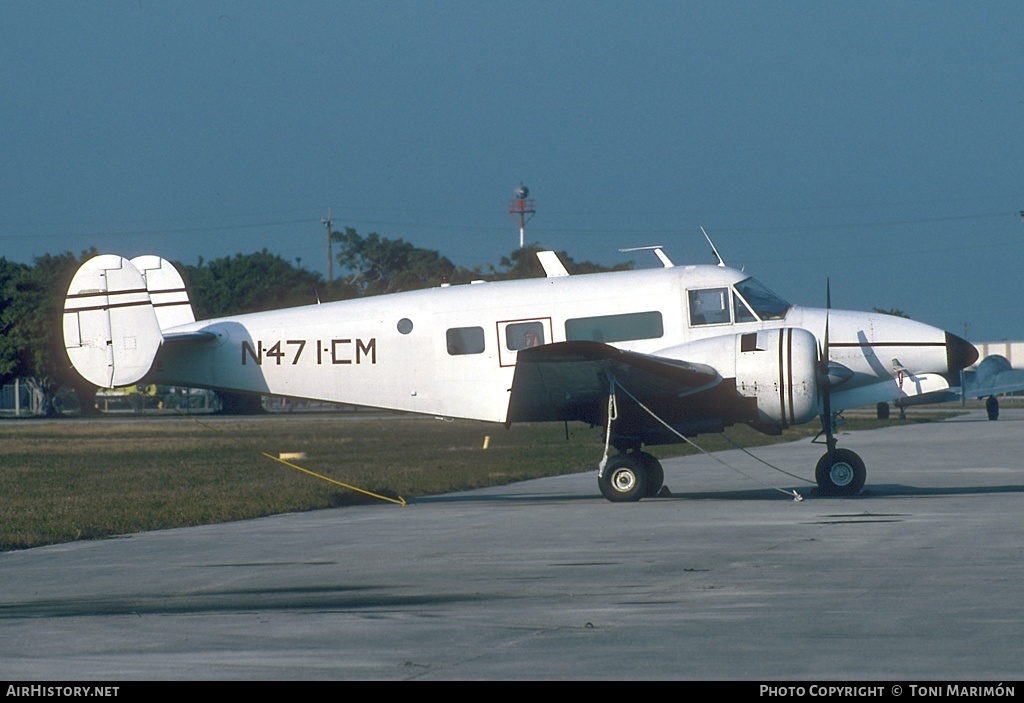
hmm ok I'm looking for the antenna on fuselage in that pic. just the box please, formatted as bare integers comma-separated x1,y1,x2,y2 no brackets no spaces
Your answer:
618,245,674,268
536,250,570,278
701,227,726,267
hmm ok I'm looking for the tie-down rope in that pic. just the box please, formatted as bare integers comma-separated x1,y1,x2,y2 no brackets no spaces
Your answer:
604,377,805,501
598,375,618,475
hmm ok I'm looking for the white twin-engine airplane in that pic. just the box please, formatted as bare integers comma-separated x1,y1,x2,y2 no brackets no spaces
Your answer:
62,250,977,502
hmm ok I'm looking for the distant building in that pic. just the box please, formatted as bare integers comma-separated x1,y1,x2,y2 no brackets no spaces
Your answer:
0,379,46,416
972,341,1024,368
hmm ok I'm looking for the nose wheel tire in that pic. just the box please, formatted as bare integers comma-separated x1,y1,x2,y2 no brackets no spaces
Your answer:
815,448,866,496
599,454,648,502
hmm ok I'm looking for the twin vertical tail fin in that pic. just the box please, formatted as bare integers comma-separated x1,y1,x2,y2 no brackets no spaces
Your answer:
62,255,194,389
129,255,195,330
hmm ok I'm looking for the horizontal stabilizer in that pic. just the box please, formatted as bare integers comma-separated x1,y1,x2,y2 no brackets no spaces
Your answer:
62,255,163,389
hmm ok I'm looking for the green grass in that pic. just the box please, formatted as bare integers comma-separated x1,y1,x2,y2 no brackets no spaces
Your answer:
0,410,957,551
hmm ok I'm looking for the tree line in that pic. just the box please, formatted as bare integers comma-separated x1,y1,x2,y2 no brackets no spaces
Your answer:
0,229,631,414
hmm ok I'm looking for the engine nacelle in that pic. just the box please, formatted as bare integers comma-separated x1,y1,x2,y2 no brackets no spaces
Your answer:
655,328,820,427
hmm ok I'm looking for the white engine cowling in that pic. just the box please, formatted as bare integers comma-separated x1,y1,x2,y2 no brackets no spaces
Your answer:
654,327,820,427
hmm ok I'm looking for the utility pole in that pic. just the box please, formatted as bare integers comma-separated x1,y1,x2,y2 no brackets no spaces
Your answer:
322,209,333,283
508,184,535,249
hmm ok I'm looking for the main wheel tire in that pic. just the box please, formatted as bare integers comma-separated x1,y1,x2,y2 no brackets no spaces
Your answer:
636,451,664,497
815,449,866,496
599,454,648,502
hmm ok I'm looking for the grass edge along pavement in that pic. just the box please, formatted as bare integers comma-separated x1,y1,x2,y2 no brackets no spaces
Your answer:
0,411,958,551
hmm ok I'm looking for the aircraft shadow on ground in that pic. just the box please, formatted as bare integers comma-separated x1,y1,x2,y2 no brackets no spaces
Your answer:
416,486,814,504
413,481,1024,504
858,483,1024,497
414,491,597,505
670,482,1024,500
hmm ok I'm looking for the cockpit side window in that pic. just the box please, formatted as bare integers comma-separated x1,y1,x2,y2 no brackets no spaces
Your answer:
734,277,790,320
733,294,757,323
688,288,731,326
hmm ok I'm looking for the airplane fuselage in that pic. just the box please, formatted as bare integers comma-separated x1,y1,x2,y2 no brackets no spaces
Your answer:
148,264,972,430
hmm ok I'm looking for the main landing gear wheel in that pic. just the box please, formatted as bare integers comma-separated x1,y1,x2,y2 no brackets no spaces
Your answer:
599,453,648,502
636,451,664,497
815,448,866,496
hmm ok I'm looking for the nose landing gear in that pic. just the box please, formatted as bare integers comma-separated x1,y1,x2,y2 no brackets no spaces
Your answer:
815,412,866,496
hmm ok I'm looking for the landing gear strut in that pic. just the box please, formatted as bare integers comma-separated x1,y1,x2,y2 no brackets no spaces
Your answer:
986,395,999,421
598,450,665,502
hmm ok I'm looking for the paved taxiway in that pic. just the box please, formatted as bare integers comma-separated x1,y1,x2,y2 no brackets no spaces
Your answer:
2,409,1022,680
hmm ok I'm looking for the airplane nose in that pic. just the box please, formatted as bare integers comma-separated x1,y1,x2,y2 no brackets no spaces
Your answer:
945,332,979,373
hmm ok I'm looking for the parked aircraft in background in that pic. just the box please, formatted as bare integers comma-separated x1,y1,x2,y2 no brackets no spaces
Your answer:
62,249,977,501
885,352,1024,420
964,355,1024,418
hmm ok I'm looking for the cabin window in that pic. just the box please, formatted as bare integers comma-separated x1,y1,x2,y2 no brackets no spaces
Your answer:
688,288,731,326
505,321,545,350
565,311,664,343
446,326,485,355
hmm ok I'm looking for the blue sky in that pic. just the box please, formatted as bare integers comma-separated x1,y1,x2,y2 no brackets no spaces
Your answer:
2,1,1022,340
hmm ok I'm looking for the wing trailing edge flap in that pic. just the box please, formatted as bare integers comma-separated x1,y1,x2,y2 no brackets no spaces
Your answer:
506,340,721,426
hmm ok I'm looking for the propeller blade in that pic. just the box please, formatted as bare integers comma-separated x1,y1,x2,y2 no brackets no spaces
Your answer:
820,278,832,424
824,278,831,362
819,278,838,451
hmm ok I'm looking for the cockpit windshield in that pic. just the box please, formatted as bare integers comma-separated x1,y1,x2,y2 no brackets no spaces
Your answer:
733,277,790,320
